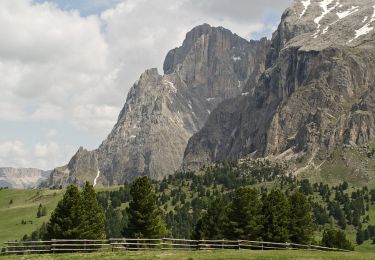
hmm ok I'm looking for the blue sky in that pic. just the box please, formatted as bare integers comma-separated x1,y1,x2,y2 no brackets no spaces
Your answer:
32,0,121,16
0,0,292,170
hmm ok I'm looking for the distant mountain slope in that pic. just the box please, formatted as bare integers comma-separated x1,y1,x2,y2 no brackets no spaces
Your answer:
183,0,375,184
46,24,270,187
0,168,50,189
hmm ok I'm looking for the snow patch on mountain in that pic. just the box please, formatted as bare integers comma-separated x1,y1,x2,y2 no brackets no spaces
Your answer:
313,0,339,38
349,5,375,43
300,0,311,18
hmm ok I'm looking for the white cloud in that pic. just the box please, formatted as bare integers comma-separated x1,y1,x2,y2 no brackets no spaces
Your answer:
0,0,119,136
0,0,291,169
46,129,58,139
0,139,75,170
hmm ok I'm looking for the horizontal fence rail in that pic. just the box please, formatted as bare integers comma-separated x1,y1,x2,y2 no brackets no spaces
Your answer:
2,238,351,255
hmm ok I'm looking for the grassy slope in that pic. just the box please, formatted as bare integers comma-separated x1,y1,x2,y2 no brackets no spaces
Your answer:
298,146,375,187
0,189,63,244
0,187,119,245
2,250,375,260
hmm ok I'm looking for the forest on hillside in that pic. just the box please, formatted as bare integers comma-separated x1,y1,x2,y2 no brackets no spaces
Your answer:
23,160,375,250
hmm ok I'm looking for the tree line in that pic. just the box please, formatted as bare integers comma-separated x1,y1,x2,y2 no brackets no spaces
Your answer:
23,159,375,250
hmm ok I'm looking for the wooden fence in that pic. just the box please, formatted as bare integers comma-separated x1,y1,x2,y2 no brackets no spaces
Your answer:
2,238,351,255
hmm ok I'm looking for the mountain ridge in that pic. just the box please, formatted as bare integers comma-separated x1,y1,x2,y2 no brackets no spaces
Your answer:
45,24,270,187
182,0,375,184
0,167,50,189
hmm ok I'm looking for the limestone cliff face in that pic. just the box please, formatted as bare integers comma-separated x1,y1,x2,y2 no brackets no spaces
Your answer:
0,168,50,189
183,0,375,172
47,24,270,187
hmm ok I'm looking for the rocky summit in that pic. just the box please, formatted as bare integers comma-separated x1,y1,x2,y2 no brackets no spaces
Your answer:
47,0,375,188
46,24,270,187
183,0,375,185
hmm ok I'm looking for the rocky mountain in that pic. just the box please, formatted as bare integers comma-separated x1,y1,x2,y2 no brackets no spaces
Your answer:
46,24,270,187
183,0,375,184
0,168,50,189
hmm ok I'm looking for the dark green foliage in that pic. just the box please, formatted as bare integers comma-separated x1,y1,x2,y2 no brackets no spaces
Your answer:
86,160,370,244
356,228,364,245
225,187,263,240
22,222,48,241
262,189,290,242
45,183,105,239
328,202,346,229
288,192,313,244
299,179,313,195
312,202,329,225
46,185,83,239
37,204,47,218
79,182,106,239
105,205,126,238
37,204,43,218
193,198,227,240
123,176,167,238
321,229,353,250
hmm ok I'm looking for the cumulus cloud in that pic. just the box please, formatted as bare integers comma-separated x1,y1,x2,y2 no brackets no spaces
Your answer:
0,0,120,135
0,139,76,169
1,0,292,169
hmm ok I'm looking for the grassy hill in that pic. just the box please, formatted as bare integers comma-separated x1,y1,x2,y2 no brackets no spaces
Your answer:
0,189,63,244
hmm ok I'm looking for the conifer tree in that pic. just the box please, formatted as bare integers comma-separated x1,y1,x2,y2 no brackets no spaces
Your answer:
289,192,313,244
79,182,106,239
262,189,290,242
193,198,227,239
225,187,263,240
37,204,43,218
123,176,167,238
45,185,83,239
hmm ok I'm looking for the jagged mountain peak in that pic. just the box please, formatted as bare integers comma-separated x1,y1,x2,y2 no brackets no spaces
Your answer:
183,0,375,185
46,24,270,187
163,23,252,75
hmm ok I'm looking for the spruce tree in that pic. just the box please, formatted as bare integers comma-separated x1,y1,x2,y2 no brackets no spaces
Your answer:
193,198,227,239
262,189,290,242
289,192,313,244
123,176,167,238
37,204,43,218
225,187,263,240
45,185,83,239
79,182,106,239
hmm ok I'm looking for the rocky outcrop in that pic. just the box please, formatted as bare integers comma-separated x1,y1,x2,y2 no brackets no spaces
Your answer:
183,0,375,171
47,24,270,187
0,168,50,189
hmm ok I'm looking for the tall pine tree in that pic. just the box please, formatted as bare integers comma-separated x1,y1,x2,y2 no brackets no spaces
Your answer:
225,187,263,240
262,189,290,242
123,176,167,238
79,182,106,239
46,185,83,239
193,198,227,239
288,192,313,244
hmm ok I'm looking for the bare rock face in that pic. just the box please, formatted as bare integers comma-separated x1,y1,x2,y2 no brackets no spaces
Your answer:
47,24,270,187
0,168,50,189
183,0,375,171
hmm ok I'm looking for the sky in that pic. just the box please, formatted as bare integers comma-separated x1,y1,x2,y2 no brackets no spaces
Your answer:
0,0,292,170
